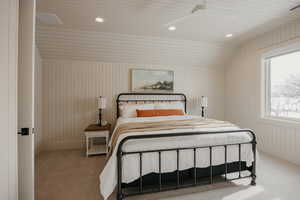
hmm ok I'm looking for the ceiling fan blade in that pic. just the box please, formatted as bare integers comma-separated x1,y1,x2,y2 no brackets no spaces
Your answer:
164,1,206,26
164,13,195,26
290,4,300,11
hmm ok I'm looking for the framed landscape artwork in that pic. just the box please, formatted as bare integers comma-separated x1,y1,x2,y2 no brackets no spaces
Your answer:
131,69,174,92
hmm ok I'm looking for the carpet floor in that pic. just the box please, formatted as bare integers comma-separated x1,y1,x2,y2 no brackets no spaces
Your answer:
36,150,300,200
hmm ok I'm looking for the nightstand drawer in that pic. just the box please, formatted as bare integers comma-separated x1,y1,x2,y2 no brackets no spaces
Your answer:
85,130,109,138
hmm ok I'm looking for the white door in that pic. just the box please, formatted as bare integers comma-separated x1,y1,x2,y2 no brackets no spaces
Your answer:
18,0,36,200
0,0,18,200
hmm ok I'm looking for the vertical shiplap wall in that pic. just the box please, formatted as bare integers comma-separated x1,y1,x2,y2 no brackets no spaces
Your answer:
42,60,225,151
225,18,300,165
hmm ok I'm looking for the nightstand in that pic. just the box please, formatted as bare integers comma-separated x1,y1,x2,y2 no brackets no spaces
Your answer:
84,123,111,157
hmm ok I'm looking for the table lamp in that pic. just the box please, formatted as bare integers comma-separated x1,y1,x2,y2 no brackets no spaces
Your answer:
97,96,107,126
200,96,208,117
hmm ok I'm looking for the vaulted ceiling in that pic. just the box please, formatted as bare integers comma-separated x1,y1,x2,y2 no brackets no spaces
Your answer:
36,0,300,66
37,0,300,44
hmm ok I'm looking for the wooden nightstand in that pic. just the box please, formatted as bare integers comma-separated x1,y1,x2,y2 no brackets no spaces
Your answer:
84,123,111,157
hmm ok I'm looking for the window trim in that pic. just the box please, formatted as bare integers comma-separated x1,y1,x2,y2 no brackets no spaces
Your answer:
264,59,271,117
261,42,300,123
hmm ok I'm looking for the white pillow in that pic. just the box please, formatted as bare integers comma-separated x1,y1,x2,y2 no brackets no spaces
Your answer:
119,104,154,118
155,102,185,112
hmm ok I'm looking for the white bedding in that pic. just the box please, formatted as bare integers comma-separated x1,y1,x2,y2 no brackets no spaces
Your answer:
99,115,254,200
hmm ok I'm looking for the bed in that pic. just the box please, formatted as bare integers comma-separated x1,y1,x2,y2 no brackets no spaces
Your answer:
100,93,257,200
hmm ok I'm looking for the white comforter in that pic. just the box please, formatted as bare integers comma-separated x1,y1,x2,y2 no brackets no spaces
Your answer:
99,115,254,200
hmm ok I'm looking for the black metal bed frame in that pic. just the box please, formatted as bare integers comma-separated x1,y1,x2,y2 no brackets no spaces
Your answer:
115,93,256,200
116,92,187,118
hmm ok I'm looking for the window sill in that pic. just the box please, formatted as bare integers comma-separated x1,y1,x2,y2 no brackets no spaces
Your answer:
259,116,300,128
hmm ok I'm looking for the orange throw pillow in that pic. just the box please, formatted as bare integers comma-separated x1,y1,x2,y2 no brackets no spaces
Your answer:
136,109,184,117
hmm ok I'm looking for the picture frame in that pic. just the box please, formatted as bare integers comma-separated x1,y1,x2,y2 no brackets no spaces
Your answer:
131,69,174,92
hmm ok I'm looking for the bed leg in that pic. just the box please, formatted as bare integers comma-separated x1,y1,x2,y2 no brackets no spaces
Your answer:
251,175,256,186
117,193,124,200
117,149,123,200
251,138,257,186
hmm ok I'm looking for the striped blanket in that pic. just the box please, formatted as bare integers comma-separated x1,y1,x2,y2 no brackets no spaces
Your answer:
108,118,236,157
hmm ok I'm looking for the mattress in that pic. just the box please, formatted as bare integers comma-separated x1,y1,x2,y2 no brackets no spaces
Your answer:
99,115,254,200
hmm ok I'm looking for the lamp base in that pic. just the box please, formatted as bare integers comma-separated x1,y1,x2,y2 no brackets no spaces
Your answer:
98,120,107,126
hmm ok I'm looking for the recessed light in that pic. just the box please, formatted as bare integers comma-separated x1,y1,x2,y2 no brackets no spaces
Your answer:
225,34,233,38
95,17,104,23
168,26,176,31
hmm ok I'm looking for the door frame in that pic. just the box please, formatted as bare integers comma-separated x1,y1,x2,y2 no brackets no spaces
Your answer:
7,0,19,199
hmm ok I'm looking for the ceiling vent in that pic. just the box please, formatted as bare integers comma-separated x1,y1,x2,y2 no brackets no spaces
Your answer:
36,13,63,25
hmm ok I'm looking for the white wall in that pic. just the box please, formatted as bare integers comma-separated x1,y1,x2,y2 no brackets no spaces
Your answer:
0,0,18,199
41,60,225,151
225,18,300,165
34,46,43,154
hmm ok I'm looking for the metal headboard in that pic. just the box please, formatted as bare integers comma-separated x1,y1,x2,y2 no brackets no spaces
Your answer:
116,93,187,118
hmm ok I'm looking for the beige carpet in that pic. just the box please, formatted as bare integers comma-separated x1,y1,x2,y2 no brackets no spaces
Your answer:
36,150,300,200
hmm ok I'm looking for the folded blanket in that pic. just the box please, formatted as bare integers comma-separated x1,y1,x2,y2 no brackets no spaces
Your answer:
108,118,236,157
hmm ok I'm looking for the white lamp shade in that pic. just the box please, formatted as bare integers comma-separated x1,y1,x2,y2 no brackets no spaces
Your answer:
201,96,208,107
97,96,107,109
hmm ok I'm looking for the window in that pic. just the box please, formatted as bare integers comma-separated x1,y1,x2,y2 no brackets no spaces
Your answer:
264,49,300,120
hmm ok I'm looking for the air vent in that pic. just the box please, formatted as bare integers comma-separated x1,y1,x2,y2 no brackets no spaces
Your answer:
36,13,63,25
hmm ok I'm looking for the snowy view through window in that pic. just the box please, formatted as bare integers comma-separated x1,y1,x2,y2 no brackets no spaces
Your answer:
268,50,300,119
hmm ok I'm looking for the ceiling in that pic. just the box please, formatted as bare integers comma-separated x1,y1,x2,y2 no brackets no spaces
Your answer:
36,26,236,67
37,0,300,45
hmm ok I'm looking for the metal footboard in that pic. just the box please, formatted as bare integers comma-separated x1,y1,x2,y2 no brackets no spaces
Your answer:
116,129,257,200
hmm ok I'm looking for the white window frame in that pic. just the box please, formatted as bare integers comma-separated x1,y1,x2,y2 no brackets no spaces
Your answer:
261,42,300,124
